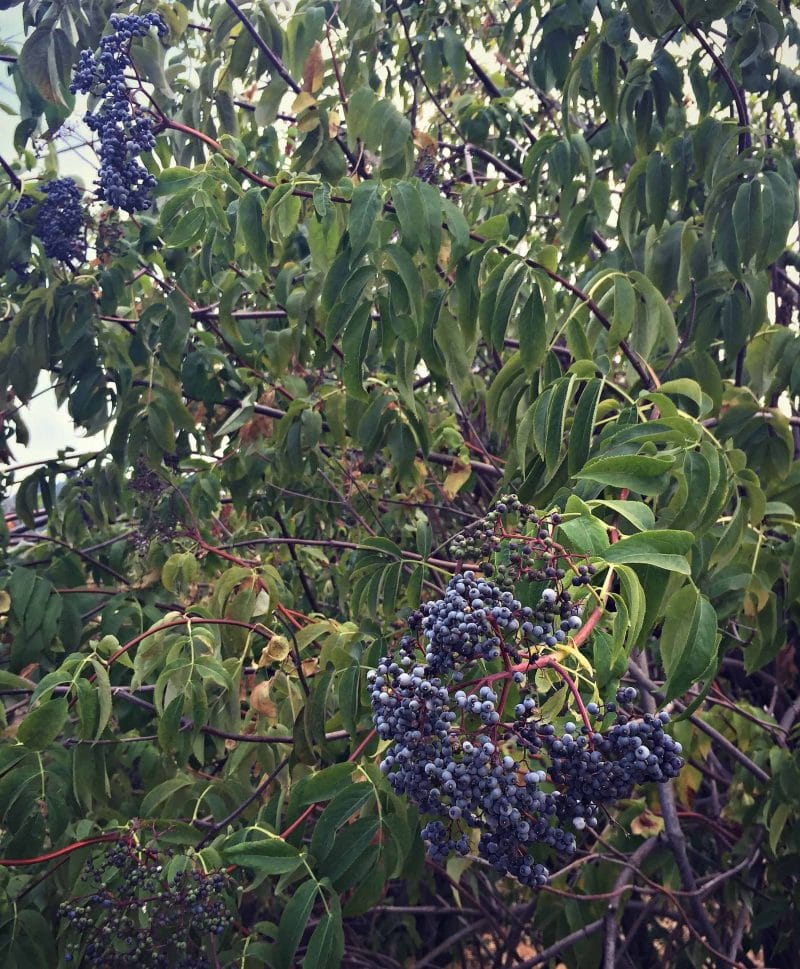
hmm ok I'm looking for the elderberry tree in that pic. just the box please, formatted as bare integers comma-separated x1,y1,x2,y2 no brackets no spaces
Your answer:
1,2,800,968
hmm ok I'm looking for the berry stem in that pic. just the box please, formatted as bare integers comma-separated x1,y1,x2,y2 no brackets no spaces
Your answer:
517,655,595,737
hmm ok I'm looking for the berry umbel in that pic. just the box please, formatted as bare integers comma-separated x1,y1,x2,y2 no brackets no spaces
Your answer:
369,496,683,887
70,14,168,213
35,177,85,262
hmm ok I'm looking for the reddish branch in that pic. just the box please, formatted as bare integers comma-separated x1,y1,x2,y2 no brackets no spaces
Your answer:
0,834,120,867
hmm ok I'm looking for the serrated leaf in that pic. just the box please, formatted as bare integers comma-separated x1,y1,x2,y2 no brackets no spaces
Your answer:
224,836,303,873
17,697,68,750
348,182,383,260
660,585,720,699
603,529,694,574
274,879,319,969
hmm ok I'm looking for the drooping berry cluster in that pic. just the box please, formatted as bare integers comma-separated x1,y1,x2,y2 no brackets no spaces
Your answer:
35,177,86,262
57,839,234,967
370,498,684,887
515,689,683,832
70,14,167,212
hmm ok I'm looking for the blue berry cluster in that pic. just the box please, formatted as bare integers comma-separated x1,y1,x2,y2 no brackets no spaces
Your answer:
57,840,233,967
370,498,684,888
35,177,85,262
414,568,583,679
519,690,684,833
70,13,167,212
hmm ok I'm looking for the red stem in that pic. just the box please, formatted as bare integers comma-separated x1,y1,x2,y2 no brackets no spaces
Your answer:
0,834,120,867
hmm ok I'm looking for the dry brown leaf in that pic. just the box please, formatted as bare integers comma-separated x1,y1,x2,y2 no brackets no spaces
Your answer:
249,681,277,718
302,41,324,93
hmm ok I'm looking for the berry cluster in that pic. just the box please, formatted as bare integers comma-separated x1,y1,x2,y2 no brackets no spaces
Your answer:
3,194,35,216
57,840,234,967
448,494,597,593
70,14,167,212
370,498,684,887
35,177,86,262
515,689,684,832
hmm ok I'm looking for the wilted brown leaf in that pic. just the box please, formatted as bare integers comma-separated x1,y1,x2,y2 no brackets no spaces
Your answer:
302,41,324,93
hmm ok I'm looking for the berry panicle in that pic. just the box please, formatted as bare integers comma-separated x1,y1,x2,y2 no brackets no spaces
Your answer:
369,495,684,888
70,13,167,213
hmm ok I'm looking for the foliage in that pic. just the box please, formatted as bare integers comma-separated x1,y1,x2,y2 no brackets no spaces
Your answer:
1,0,800,966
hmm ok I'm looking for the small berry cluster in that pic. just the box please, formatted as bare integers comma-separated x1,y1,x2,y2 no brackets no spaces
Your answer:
70,14,167,212
35,177,86,262
57,840,234,967
370,497,683,887
448,493,596,593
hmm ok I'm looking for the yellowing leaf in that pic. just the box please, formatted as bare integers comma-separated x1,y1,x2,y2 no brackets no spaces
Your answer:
630,809,665,837
292,90,320,132
292,91,317,113
443,460,472,498
438,235,452,269
257,635,292,665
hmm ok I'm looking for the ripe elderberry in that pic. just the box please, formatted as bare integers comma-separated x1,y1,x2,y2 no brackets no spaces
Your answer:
70,14,167,213
57,837,234,968
33,177,86,262
370,497,684,887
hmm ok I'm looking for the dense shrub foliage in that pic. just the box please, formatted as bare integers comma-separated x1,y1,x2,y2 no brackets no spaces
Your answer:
1,1,800,966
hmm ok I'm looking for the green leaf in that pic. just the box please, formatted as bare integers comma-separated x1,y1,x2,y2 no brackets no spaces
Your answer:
238,189,268,260
558,513,610,555
19,27,73,106
348,182,383,260
167,208,206,247
295,762,356,806
590,499,655,532
645,151,671,231
732,179,762,266
303,904,344,969
417,181,444,264
274,879,319,969
17,697,68,751
391,182,424,253
660,585,720,699
710,498,746,568
603,529,694,574
317,817,380,882
568,378,602,474
610,275,636,345
491,264,527,350
575,454,674,494
518,284,547,376
341,302,372,401
224,836,303,873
